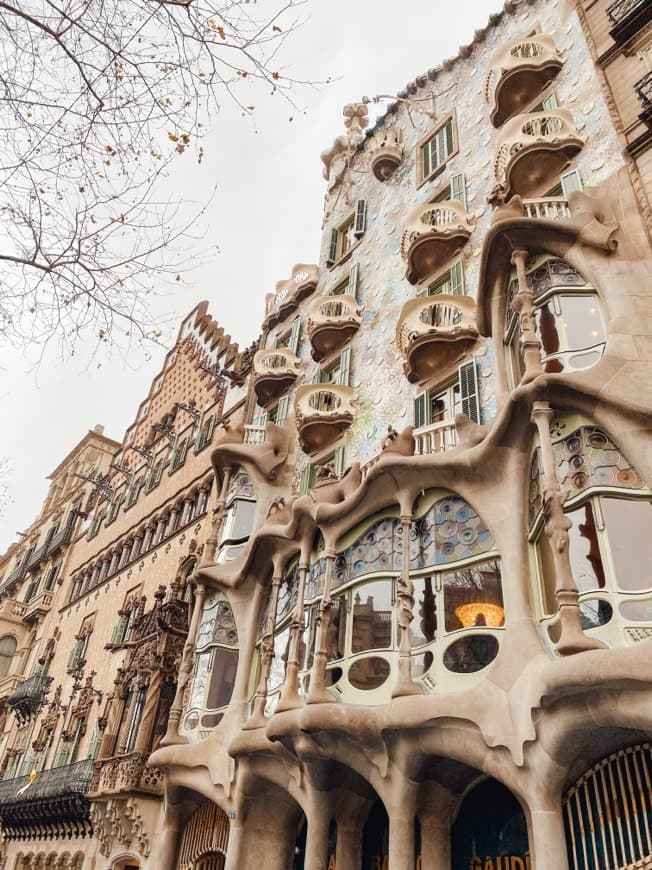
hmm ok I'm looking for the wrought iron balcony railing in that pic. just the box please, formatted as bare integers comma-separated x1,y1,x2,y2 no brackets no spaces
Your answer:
0,759,94,839
607,0,652,41
7,672,52,720
636,70,652,127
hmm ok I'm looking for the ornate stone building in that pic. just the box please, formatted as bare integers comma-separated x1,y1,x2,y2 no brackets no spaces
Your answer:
1,0,652,867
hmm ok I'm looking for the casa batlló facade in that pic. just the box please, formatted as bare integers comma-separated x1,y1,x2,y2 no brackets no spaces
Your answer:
0,0,651,867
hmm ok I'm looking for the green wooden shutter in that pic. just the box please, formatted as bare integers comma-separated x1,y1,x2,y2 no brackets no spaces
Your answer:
347,263,359,300
561,169,583,196
449,260,464,296
289,317,301,352
354,200,367,237
414,392,428,429
334,446,344,478
450,172,467,210
299,463,314,495
422,141,432,179
327,228,339,265
276,395,290,423
459,359,480,423
338,346,351,385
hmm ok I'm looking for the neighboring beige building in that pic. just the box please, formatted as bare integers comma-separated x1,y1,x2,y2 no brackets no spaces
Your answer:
1,0,652,868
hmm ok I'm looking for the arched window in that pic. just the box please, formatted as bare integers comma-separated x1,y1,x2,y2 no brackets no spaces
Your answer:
505,255,605,385
217,470,256,563
0,635,16,679
530,419,652,645
268,492,503,708
184,595,239,735
177,800,230,869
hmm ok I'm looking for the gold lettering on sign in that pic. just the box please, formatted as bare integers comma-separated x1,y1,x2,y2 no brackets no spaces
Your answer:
469,857,530,870
372,857,389,870
327,857,336,870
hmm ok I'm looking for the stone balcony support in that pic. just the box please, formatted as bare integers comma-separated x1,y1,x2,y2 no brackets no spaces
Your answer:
401,201,473,285
294,385,356,454
396,294,479,384
493,108,584,199
252,348,301,409
306,294,362,362
485,34,562,126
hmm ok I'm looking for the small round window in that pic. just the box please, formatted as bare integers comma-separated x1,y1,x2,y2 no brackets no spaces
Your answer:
443,635,499,674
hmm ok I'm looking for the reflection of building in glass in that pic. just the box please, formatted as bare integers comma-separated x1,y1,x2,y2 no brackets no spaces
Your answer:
2,0,652,867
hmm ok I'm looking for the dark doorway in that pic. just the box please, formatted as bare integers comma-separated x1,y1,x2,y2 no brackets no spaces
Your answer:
362,798,389,870
451,779,529,870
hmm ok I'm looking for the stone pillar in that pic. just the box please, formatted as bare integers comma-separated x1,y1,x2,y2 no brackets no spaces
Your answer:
389,813,416,870
336,823,362,869
419,813,451,870
150,799,181,870
201,466,233,567
305,811,330,870
276,560,309,713
527,801,569,870
307,552,337,705
531,402,605,656
160,582,207,746
393,513,422,697
133,668,162,753
511,248,544,383
246,571,282,728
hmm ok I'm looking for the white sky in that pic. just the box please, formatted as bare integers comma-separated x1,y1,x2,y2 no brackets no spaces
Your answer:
0,0,500,551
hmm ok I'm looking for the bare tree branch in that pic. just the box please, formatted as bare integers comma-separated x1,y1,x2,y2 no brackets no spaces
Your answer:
0,0,313,359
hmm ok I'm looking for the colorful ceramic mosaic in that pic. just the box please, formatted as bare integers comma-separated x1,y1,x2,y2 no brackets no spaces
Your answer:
529,426,645,527
197,594,238,648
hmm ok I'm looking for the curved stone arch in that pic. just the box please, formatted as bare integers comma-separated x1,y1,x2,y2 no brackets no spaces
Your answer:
110,850,142,869
71,853,84,870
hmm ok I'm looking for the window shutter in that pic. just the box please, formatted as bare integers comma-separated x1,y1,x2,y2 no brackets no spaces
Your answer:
561,169,583,196
276,395,290,423
289,316,301,352
449,260,465,296
327,228,339,265
347,263,359,300
459,359,480,423
422,141,432,180
334,446,344,478
414,392,428,429
299,463,314,495
450,172,467,210
354,200,367,237
541,92,559,110
338,346,351,385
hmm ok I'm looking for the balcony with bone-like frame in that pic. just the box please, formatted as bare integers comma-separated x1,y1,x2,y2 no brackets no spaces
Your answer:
263,263,319,331
306,295,362,362
252,348,301,410
368,128,403,181
396,295,479,384
401,201,473,285
294,384,355,454
493,108,584,200
484,35,563,127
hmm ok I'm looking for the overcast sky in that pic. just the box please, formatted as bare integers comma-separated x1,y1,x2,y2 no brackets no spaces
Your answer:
0,0,500,552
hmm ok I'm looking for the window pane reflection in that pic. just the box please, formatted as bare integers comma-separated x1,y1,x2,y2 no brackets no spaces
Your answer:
579,598,612,630
560,296,604,352
443,635,499,673
351,580,393,653
327,598,347,661
410,577,437,647
602,498,652,592
206,647,238,709
567,503,605,593
443,560,504,631
348,657,391,690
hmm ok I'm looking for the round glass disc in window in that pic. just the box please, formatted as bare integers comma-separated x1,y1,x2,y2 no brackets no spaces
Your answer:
348,657,391,690
183,712,199,731
443,635,498,674
579,598,613,630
